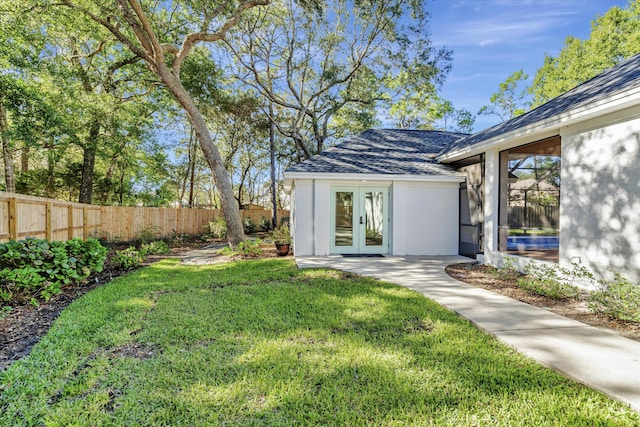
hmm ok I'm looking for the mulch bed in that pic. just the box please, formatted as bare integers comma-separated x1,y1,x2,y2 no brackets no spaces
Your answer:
0,262,124,370
445,263,640,342
0,239,288,371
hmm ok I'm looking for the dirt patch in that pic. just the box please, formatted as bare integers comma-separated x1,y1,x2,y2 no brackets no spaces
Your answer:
180,241,285,265
109,342,159,360
446,263,640,342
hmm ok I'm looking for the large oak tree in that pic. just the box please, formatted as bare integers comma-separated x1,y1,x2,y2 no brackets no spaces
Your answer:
53,0,275,247
226,0,452,159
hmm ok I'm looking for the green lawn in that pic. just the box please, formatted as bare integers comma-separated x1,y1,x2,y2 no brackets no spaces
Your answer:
1,259,637,426
508,228,558,236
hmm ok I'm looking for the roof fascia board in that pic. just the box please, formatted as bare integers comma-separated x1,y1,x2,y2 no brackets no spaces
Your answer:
438,85,640,162
283,172,465,183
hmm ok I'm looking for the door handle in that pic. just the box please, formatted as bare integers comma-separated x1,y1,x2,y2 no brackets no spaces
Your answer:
359,216,363,225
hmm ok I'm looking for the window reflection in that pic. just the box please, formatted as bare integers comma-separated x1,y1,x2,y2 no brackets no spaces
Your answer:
365,191,383,246
335,192,353,246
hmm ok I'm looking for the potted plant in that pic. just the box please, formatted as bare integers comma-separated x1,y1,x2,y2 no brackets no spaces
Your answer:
272,224,291,256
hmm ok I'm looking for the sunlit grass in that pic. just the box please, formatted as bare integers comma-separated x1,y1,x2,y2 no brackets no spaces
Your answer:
0,258,637,426
508,228,558,236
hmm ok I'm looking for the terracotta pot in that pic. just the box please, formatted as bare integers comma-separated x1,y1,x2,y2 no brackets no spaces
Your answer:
275,243,290,256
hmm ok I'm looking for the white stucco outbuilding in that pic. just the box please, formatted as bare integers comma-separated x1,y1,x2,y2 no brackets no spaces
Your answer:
285,53,640,283
284,130,467,257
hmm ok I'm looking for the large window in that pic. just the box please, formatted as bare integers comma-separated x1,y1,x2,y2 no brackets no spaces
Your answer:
498,137,560,262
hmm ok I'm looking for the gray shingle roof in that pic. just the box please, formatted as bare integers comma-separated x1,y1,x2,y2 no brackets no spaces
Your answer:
444,53,640,155
286,129,468,176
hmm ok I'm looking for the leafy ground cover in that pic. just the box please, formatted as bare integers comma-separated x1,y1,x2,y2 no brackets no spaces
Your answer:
1,258,638,426
0,238,205,369
447,263,640,342
0,236,279,368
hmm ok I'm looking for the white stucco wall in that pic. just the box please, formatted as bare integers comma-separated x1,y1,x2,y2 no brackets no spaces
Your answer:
561,115,640,283
482,149,501,266
391,181,460,255
291,180,314,256
478,111,640,283
313,181,331,256
289,177,462,256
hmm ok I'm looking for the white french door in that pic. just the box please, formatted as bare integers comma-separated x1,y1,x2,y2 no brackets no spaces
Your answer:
330,187,389,254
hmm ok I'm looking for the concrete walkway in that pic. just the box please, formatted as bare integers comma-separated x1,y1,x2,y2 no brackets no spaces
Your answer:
296,255,640,412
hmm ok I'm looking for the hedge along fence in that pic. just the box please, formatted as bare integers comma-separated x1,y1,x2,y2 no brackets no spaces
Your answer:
0,192,289,243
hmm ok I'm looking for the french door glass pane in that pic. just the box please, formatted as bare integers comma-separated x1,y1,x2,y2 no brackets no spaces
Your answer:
365,191,383,246
335,192,353,246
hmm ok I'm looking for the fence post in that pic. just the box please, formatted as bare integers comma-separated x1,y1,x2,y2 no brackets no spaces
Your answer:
67,205,74,240
83,207,89,240
99,207,106,239
46,202,53,241
8,197,17,240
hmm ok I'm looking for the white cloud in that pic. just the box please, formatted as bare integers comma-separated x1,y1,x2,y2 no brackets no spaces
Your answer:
431,1,584,48
477,39,497,47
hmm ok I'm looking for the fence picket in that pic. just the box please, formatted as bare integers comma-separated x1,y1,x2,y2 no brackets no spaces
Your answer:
0,192,289,243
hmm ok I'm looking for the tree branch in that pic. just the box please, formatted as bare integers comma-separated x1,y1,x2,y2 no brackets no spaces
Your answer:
59,0,153,64
172,0,270,76
124,0,164,62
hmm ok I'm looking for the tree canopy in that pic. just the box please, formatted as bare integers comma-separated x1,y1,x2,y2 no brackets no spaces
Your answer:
225,0,453,158
529,1,640,107
478,70,528,122
0,0,468,238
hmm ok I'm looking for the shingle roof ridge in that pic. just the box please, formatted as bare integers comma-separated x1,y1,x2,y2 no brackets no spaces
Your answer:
285,128,467,175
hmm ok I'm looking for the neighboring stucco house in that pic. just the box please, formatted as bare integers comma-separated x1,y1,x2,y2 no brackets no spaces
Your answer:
284,53,640,283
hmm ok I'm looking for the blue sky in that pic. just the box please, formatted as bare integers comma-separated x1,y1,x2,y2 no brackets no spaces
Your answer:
428,0,629,131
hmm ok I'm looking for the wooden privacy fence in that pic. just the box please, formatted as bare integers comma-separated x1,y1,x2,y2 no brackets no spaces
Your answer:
0,192,289,243
508,205,559,229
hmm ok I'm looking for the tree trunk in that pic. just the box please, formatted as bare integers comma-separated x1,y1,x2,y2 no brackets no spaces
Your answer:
180,125,194,205
79,120,100,204
269,102,278,229
21,145,29,172
46,142,56,198
188,131,196,206
159,70,245,247
0,102,15,193
119,166,125,206
188,159,196,205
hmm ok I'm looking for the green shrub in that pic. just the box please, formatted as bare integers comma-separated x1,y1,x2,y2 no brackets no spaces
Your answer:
272,224,291,244
517,276,579,299
517,262,579,300
139,240,171,257
89,230,117,246
167,231,190,246
259,217,271,232
135,225,162,244
208,217,227,239
0,237,107,305
589,273,640,322
113,247,145,270
489,257,520,281
0,266,48,303
0,305,12,320
243,217,256,234
65,237,108,277
219,239,263,257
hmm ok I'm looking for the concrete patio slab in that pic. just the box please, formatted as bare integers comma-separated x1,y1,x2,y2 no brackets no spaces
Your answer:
295,255,640,412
